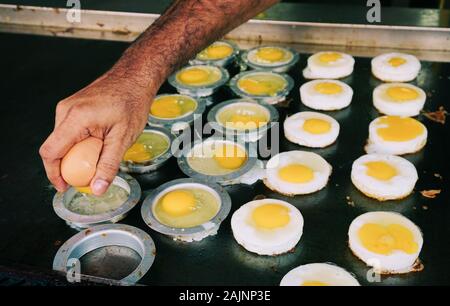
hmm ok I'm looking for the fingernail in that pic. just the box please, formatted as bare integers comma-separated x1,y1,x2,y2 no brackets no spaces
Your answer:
92,179,109,195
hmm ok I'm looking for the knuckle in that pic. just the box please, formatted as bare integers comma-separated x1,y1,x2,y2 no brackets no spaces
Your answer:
97,158,119,179
39,143,52,159
55,100,69,115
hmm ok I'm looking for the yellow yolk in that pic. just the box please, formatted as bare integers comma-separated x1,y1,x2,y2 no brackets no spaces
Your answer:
75,186,93,194
161,190,196,217
388,57,406,67
278,164,314,183
319,52,342,63
238,79,271,95
213,144,247,170
376,116,424,142
178,68,209,85
365,161,397,181
203,44,233,60
314,82,343,95
358,223,418,255
238,78,283,96
228,113,268,130
302,281,328,286
256,48,285,62
386,86,419,102
123,143,152,163
252,204,290,229
303,118,331,134
150,96,182,118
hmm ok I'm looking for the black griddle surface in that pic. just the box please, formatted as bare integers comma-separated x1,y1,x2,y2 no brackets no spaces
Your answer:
0,33,449,286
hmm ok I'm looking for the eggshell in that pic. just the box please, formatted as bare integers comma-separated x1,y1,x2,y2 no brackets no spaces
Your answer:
61,137,103,187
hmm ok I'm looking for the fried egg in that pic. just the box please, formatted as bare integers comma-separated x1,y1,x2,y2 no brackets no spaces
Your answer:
284,112,340,148
280,263,360,286
371,53,421,82
175,65,222,87
245,46,298,72
300,79,353,111
351,154,418,201
264,151,332,196
149,94,198,119
373,83,426,117
122,131,170,164
153,187,220,228
231,198,303,255
236,72,288,97
348,211,423,274
195,41,234,62
365,116,427,155
216,101,270,131
303,51,355,79
247,46,294,66
186,140,248,176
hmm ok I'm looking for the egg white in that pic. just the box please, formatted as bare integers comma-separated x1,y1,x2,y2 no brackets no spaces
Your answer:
371,52,421,82
303,52,355,79
231,198,304,256
300,79,353,111
373,83,426,117
348,211,423,274
280,263,360,286
284,111,340,148
264,151,332,196
365,116,427,155
351,154,418,201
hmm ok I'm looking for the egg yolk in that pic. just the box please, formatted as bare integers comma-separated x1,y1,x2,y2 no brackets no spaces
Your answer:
123,143,152,163
178,68,210,85
302,281,328,286
386,86,419,102
314,82,343,95
75,186,93,194
365,161,397,181
252,204,290,229
278,164,314,183
161,190,196,217
303,118,331,134
256,47,285,62
213,144,247,170
376,116,424,142
238,78,284,96
388,57,406,67
358,223,418,255
150,96,182,118
203,44,233,60
318,52,342,63
228,113,268,130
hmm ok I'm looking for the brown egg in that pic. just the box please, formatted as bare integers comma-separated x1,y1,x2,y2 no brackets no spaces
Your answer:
61,137,103,187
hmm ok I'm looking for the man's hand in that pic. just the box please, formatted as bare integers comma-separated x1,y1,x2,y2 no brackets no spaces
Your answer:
39,0,279,195
39,72,152,195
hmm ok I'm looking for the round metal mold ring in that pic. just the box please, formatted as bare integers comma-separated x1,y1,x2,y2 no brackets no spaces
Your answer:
176,136,258,184
53,224,155,284
206,98,279,142
168,65,230,97
241,46,299,73
147,94,206,132
52,172,141,230
229,70,294,104
141,178,232,242
120,127,174,174
189,40,240,67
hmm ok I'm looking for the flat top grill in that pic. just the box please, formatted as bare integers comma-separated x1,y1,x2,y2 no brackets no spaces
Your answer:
0,32,449,286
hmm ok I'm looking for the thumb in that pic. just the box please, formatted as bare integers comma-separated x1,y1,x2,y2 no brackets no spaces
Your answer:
90,130,128,196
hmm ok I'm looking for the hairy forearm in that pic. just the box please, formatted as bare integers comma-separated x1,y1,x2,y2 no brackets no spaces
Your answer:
108,0,279,95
